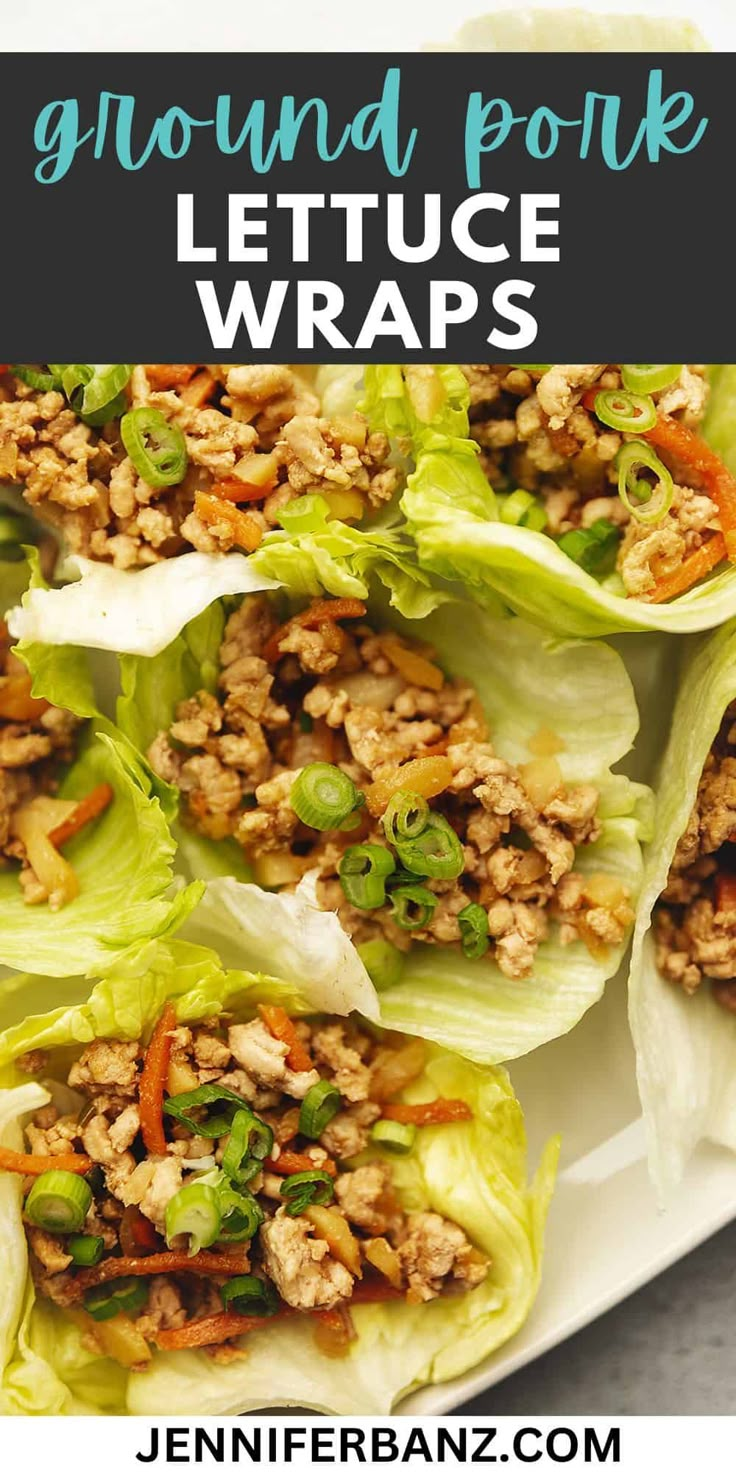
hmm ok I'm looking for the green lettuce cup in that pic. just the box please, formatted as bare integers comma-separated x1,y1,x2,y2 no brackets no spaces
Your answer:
2,364,434,657
117,582,652,1066
366,365,736,639
0,616,199,977
0,939,557,1415
428,7,710,51
628,618,736,1196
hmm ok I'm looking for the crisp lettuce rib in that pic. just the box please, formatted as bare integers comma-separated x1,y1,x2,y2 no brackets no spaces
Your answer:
0,941,557,1415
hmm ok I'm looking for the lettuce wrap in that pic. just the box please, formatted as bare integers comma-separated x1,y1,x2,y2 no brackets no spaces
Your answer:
118,583,652,1065
365,364,736,639
0,939,558,1415
0,597,199,976
628,618,736,1195
2,364,437,657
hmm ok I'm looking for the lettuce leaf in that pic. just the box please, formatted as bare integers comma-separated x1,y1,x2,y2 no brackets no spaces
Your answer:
120,585,650,1064
429,9,709,50
0,945,557,1415
393,364,736,637
628,618,736,1197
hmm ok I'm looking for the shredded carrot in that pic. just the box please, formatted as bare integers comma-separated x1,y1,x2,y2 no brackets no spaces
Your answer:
715,873,736,911
119,1204,161,1257
195,491,263,552
262,598,367,664
144,365,199,389
139,1002,177,1156
47,783,114,848
155,1310,279,1351
268,1150,337,1178
0,674,49,722
646,533,727,604
258,1003,313,1073
0,1145,91,1176
209,477,270,504
69,1249,252,1298
273,1107,301,1145
644,414,736,560
179,370,217,408
382,1099,473,1126
349,1278,404,1304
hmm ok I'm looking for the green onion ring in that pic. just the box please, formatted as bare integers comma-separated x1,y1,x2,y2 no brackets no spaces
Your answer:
290,762,360,831
382,789,430,845
593,389,657,434
370,1119,417,1154
339,844,396,910
220,1275,280,1316
66,1233,105,1267
394,812,465,882
217,1185,264,1242
24,1170,92,1233
390,884,438,931
458,902,490,960
616,441,674,525
279,1169,335,1217
621,365,682,395
299,1080,342,1139
120,405,188,488
163,1082,259,1139
221,1106,274,1183
165,1181,223,1256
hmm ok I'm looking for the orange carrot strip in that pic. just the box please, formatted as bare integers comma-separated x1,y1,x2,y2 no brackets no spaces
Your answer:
645,414,736,558
715,873,736,911
382,1099,473,1126
144,365,199,389
268,1151,337,1178
139,1002,177,1156
258,1003,313,1073
155,1310,281,1351
70,1249,251,1298
209,477,270,504
195,491,263,552
47,783,114,848
0,1146,91,1176
0,674,49,722
647,534,727,603
262,598,367,664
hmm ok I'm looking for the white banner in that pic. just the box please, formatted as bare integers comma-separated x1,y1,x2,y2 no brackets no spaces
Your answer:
0,1416,730,1468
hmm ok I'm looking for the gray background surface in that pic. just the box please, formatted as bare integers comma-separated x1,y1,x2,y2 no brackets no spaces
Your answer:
457,1221,735,1416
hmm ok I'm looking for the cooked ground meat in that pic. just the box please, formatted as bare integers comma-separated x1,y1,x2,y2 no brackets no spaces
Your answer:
0,365,399,569
460,364,716,599
148,595,633,981
0,620,83,905
655,702,736,1007
21,1010,488,1362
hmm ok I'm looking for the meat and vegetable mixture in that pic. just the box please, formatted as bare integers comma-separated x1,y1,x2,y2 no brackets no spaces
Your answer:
0,365,398,569
460,364,736,602
655,702,736,1011
148,594,633,982
10,1006,486,1368
0,621,111,909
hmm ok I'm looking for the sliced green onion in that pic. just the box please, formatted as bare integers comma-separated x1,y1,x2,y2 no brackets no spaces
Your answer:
339,844,395,910
299,1080,341,1139
25,1170,92,1233
279,493,330,535
165,1181,222,1256
370,1119,417,1154
458,902,490,960
220,1275,280,1317
120,406,188,488
11,364,64,392
290,762,360,831
221,1107,274,1184
616,441,674,525
66,1233,105,1267
217,1185,264,1242
593,389,656,434
163,1083,257,1139
621,365,682,395
83,1277,148,1322
382,789,429,845
357,937,405,991
394,813,465,882
280,1169,334,1217
390,884,437,931
557,519,620,575
499,488,547,532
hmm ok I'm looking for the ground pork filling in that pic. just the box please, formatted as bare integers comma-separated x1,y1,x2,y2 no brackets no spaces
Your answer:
0,365,399,569
0,620,85,907
655,701,736,1012
147,595,634,981
459,364,718,599
17,1015,488,1368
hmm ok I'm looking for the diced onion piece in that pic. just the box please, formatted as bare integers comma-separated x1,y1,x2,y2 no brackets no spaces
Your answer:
369,1038,427,1103
582,872,629,908
305,1204,362,1277
179,370,216,408
365,757,453,818
70,1308,152,1369
231,451,280,490
166,1056,200,1097
363,1237,402,1287
330,414,367,450
0,674,49,721
337,671,406,711
250,852,309,889
10,799,79,908
519,756,564,807
322,487,366,522
527,726,565,756
381,636,444,692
